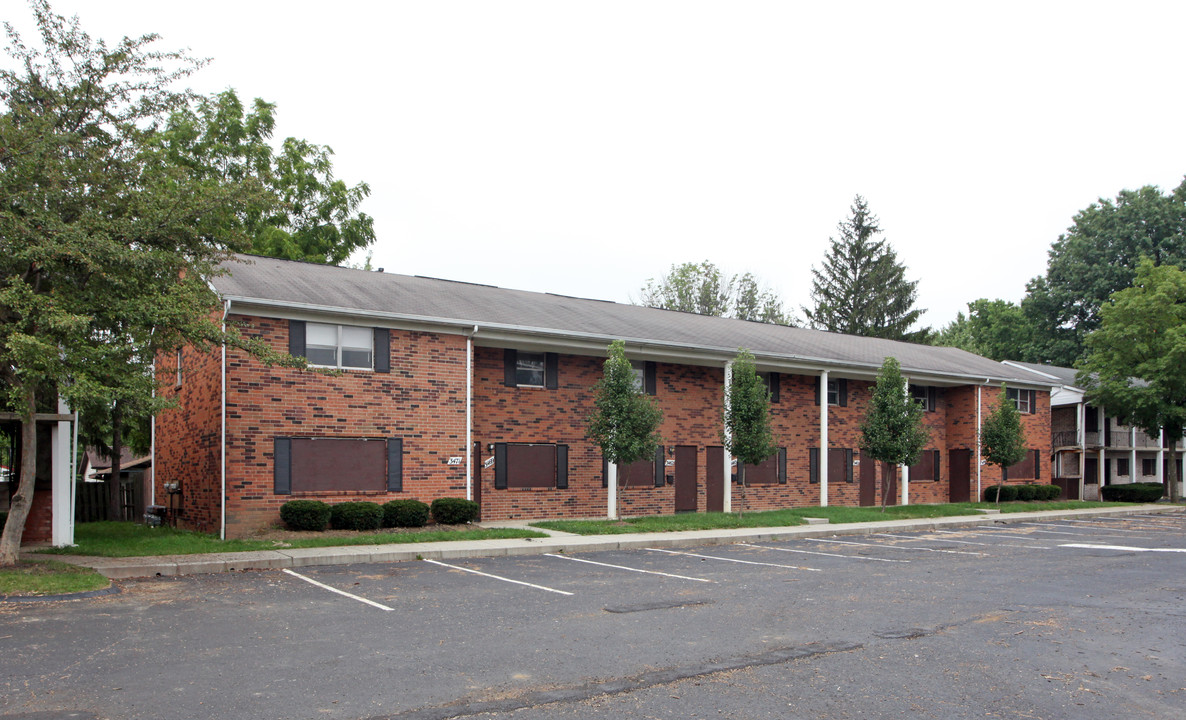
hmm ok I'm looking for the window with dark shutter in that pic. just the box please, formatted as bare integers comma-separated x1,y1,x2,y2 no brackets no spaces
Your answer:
742,450,781,485
495,443,566,489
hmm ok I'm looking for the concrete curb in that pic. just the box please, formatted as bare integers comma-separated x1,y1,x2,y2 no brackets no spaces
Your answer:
42,505,1182,579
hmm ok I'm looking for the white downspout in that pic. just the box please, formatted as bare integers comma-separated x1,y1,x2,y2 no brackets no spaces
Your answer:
723,360,733,513
976,382,985,501
70,407,78,544
820,371,829,507
466,326,476,502
1157,428,1165,486
220,299,230,541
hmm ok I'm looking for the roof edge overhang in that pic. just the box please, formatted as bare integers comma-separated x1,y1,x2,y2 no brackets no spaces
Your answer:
222,296,1053,390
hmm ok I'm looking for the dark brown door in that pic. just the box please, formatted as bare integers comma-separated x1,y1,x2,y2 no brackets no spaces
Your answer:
883,463,899,506
859,455,877,506
674,445,698,512
949,449,971,503
472,441,483,520
706,446,724,513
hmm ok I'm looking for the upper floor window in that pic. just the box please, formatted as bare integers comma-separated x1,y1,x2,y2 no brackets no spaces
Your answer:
826,379,841,406
307,323,373,369
910,384,937,412
814,377,847,407
630,361,646,393
516,352,546,387
1007,388,1034,414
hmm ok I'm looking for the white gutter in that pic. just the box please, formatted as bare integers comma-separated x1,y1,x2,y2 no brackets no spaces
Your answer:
223,296,1043,388
976,379,989,501
466,326,477,501
819,370,828,507
220,299,230,540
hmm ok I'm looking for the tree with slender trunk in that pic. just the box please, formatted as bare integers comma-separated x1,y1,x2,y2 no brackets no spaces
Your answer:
859,357,929,510
586,340,663,519
981,385,1028,504
723,349,778,519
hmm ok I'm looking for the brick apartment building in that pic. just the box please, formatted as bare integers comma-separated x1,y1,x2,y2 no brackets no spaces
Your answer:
154,255,1055,538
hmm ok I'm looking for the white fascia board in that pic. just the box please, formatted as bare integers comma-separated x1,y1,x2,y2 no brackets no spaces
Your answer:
222,296,1055,388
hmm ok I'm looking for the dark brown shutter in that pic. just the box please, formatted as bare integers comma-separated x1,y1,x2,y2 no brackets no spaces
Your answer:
654,446,665,487
374,328,390,373
769,373,780,403
556,445,568,489
503,350,517,387
602,456,609,488
814,377,821,405
645,361,657,396
386,438,402,491
288,321,306,358
847,448,855,483
1033,449,1040,479
1028,390,1036,414
778,447,787,484
809,447,819,484
545,352,559,390
274,437,292,495
838,378,848,407
494,443,508,489
933,450,941,482
928,387,937,412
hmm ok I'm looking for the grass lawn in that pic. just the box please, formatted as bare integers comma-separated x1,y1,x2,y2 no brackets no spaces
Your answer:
0,559,110,597
36,521,548,558
532,501,1132,535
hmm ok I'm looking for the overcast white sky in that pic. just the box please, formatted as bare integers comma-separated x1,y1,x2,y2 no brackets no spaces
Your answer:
16,1,1186,329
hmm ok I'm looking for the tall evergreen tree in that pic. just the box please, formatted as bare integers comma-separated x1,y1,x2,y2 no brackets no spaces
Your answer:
804,196,929,342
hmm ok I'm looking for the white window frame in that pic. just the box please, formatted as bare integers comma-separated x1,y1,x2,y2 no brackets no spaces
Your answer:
1007,388,1031,414
306,323,374,370
630,360,646,393
826,379,840,406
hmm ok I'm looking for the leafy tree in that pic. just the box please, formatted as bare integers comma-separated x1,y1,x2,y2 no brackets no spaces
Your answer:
858,357,929,509
804,195,929,342
1079,258,1186,502
639,261,793,325
933,299,1037,361
0,2,299,564
156,88,375,265
980,385,1028,505
723,349,778,517
586,340,663,519
1025,182,1186,366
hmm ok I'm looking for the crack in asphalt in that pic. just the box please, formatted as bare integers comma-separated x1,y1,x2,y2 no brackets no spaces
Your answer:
369,641,862,720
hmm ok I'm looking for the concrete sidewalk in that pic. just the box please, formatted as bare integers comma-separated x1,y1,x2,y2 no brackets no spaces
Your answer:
42,504,1183,579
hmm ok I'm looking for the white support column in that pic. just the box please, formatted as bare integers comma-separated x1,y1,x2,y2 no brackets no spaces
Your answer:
50,397,73,547
1078,402,1087,501
976,385,983,501
1098,406,1106,487
1157,428,1165,486
820,371,829,507
1129,426,1137,483
723,361,733,513
607,463,618,520
901,378,909,506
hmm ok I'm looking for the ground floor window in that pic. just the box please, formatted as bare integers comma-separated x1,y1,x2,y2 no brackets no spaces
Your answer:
494,443,569,489
274,437,402,494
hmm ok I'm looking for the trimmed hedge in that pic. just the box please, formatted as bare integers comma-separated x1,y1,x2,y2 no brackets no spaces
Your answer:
1100,482,1165,503
383,499,430,528
279,500,332,531
430,497,480,525
330,501,384,531
984,484,1064,502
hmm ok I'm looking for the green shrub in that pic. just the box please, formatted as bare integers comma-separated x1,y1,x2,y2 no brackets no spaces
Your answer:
1014,484,1039,501
330,501,384,531
430,497,480,525
383,499,430,528
279,500,331,531
983,484,1019,502
1100,482,1165,503
1037,484,1062,501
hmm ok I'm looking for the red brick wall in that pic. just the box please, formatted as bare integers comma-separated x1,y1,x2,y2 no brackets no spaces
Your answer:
154,344,223,534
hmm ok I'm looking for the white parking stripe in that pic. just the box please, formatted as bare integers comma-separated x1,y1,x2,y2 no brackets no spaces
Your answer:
811,538,983,556
1020,523,1151,539
282,569,394,612
932,529,1048,548
1056,519,1153,533
423,559,574,596
646,548,821,571
736,542,909,563
544,553,714,582
1061,543,1186,553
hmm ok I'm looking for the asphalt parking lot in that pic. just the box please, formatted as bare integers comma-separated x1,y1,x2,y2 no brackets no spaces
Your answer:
3,511,1185,720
